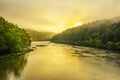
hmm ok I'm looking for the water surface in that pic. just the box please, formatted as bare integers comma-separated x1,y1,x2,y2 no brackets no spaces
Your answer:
0,41,120,80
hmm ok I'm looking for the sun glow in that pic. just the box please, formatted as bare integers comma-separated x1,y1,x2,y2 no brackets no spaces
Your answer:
74,22,83,27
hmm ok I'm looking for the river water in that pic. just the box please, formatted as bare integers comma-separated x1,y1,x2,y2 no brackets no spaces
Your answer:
0,41,120,80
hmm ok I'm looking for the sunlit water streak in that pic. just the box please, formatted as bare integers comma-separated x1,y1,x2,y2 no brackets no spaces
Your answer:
0,41,120,80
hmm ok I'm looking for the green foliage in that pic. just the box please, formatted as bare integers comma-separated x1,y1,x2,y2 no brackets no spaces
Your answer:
114,42,120,50
106,41,114,50
0,36,7,51
51,19,120,51
0,17,31,55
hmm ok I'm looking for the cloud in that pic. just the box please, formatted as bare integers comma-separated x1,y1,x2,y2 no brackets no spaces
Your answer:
0,0,120,32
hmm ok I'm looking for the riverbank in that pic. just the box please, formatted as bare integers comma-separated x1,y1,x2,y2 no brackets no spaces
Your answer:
0,48,33,59
51,41,120,53
0,41,49,59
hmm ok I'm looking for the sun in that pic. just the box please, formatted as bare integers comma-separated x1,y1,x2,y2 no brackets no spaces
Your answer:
74,22,83,27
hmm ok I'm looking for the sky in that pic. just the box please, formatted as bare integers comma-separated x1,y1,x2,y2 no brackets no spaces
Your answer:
0,0,120,33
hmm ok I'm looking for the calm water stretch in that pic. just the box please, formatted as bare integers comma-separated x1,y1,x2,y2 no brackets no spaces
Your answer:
0,41,120,80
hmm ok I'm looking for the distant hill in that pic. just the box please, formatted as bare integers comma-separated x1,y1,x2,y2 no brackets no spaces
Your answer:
84,17,120,27
25,29,55,41
51,17,120,51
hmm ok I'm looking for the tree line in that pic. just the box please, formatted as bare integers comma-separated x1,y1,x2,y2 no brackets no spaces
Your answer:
0,17,31,55
25,29,55,41
51,19,120,51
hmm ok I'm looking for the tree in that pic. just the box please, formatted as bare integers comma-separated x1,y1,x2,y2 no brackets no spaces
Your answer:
106,41,114,50
114,42,120,50
0,17,31,55
51,18,120,51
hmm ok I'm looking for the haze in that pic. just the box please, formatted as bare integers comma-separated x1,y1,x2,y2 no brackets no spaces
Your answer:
0,0,120,33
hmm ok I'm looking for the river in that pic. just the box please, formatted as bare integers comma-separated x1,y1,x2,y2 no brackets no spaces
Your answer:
0,41,120,80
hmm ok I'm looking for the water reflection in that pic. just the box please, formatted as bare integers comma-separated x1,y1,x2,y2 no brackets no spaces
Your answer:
0,56,27,80
20,43,120,80
20,44,84,80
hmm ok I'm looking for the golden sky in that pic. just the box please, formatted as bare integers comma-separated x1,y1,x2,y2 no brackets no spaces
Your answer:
0,0,120,33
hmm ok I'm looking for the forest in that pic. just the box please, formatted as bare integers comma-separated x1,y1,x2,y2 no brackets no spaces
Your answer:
51,19,120,51
0,17,31,55
25,29,55,41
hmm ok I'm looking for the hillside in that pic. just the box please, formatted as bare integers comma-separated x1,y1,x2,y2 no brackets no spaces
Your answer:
25,29,55,41
51,18,120,51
